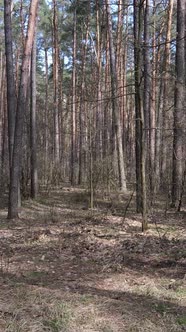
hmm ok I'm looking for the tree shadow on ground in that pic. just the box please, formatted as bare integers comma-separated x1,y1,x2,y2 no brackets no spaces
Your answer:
0,187,185,330
1,268,185,331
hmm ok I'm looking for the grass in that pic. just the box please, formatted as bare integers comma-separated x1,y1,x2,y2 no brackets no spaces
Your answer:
43,302,72,332
176,315,186,326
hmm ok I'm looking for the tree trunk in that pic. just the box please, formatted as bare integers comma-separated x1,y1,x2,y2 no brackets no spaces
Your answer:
143,0,151,185
30,27,38,198
105,0,127,192
8,0,39,219
161,0,174,179
53,0,60,165
78,14,89,185
134,0,148,230
44,47,49,182
95,0,102,162
171,0,185,207
4,0,16,169
150,0,157,196
70,2,77,185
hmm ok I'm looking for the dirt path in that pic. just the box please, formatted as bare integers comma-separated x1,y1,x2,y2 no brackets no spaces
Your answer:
0,187,185,331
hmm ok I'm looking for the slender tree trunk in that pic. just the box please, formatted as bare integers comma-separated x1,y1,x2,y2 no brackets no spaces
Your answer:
161,0,174,178
155,21,167,192
78,15,89,185
171,0,185,207
103,32,109,161
8,0,39,219
30,28,38,198
134,0,148,230
122,3,128,161
71,2,77,185
95,0,102,162
116,0,124,157
106,0,127,192
44,47,49,182
143,0,151,185
150,0,157,196
53,0,60,165
0,62,5,174
4,0,16,169
1,97,7,177
59,55,64,164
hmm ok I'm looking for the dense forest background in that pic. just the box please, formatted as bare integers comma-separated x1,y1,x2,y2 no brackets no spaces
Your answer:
0,1,186,331
0,0,186,225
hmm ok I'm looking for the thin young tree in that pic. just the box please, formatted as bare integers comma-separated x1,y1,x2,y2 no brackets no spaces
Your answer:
70,0,77,185
30,27,38,198
53,0,60,165
4,0,16,169
133,0,148,230
105,0,127,192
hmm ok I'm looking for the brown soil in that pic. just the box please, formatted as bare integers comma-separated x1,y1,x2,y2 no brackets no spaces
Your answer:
0,186,185,331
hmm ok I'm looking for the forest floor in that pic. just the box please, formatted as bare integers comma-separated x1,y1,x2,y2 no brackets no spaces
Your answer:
0,185,185,332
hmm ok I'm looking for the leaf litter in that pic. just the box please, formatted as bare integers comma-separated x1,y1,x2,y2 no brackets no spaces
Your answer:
0,187,185,331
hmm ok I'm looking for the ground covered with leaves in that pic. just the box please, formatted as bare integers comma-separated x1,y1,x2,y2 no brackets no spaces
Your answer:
0,187,185,331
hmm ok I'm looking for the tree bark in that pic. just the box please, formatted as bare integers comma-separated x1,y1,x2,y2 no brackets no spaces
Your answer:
143,0,151,175
8,0,39,219
70,2,77,185
171,0,185,207
4,0,16,169
30,27,38,198
161,0,174,179
44,47,49,182
134,0,148,230
105,0,127,192
78,14,89,185
53,0,60,164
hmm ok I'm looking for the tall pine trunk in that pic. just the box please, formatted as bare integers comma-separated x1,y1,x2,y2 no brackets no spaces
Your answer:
105,0,127,192
4,0,16,169
171,0,185,208
30,27,38,198
53,0,60,165
8,0,39,219
71,2,77,185
134,0,147,230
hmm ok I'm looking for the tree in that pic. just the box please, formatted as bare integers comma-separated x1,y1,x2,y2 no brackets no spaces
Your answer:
70,0,77,185
8,0,39,219
4,0,16,169
171,0,185,208
133,0,147,231
105,0,127,192
30,26,38,198
53,0,60,165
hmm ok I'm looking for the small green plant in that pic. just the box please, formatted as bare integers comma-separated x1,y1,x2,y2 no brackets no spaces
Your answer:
154,303,168,316
79,294,94,304
43,302,72,332
176,316,186,326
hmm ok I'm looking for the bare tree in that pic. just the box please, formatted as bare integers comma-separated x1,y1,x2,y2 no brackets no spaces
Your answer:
171,0,185,208
8,0,39,219
105,0,127,192
4,0,16,168
133,0,148,231
53,0,60,164
71,0,77,185
30,27,38,198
